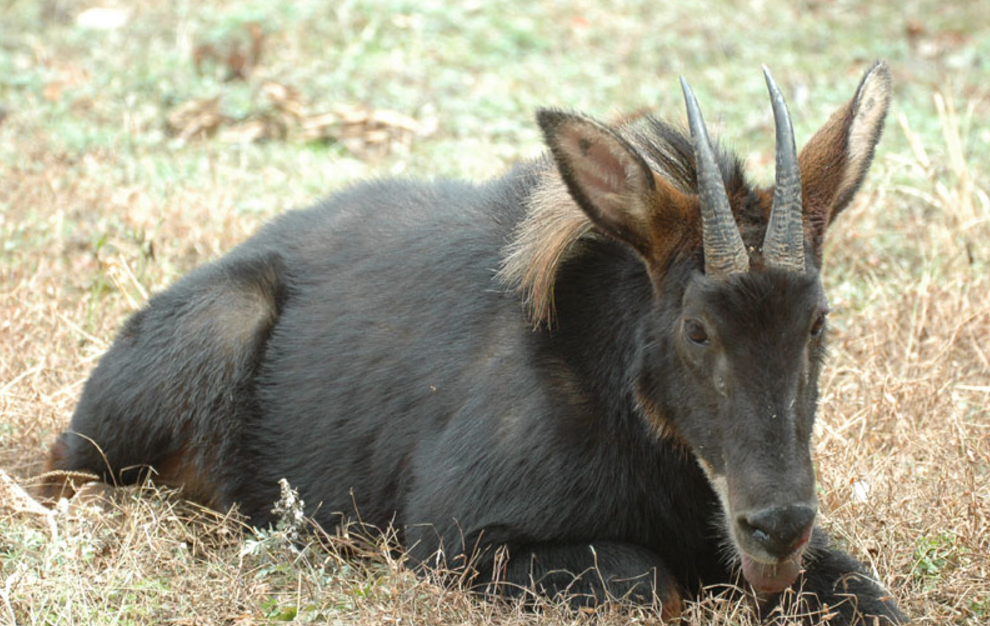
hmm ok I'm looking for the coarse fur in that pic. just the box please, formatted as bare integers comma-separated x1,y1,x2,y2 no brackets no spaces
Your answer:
43,63,903,624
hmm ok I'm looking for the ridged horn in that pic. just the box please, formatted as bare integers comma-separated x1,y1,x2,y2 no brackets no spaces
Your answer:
680,77,750,277
761,66,806,273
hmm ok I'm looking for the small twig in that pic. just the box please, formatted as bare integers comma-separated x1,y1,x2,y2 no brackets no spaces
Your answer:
57,312,108,352
0,364,43,397
0,468,58,543
1,571,17,626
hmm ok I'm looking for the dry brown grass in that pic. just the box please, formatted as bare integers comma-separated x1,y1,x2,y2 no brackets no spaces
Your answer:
3,104,987,625
2,1,989,624
809,94,990,624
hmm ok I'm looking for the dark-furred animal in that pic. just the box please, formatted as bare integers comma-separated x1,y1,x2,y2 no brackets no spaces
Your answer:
44,63,904,624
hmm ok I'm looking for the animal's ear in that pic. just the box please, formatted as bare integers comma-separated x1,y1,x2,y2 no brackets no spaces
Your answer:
798,61,892,250
537,109,656,255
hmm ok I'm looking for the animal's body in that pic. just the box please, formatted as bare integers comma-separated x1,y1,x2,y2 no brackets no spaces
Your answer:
44,64,904,624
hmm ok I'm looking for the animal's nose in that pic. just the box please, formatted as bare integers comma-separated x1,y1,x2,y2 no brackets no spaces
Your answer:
738,504,816,559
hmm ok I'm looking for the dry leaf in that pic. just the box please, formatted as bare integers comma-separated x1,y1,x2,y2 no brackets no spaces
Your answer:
165,85,420,157
302,104,420,160
166,96,228,143
220,115,287,144
0,467,49,516
262,82,305,120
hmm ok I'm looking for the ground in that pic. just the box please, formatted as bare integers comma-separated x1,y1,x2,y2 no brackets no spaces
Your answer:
1,0,988,624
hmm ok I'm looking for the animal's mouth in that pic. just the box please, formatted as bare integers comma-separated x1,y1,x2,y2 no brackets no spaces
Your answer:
739,549,805,593
736,525,812,593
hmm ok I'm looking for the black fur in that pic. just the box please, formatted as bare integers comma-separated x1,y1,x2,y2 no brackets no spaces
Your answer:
47,83,903,625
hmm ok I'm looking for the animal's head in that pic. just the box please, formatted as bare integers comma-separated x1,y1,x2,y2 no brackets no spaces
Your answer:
522,63,891,593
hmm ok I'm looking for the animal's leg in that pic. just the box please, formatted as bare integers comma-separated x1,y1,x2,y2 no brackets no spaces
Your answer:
477,541,681,619
40,252,286,507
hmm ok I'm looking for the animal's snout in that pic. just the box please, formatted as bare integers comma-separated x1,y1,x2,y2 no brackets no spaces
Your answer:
738,503,816,559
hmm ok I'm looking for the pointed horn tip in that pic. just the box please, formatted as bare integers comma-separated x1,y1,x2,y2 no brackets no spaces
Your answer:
679,76,693,98
762,67,786,102
679,77,707,141
762,66,775,93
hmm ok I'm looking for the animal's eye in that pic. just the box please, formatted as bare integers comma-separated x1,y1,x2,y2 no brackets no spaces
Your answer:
684,319,709,345
810,312,827,338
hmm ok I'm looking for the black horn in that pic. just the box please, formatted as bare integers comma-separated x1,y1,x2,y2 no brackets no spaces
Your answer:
680,78,750,277
761,66,806,273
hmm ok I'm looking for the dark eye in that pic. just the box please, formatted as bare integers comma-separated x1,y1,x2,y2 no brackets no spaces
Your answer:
684,319,709,345
810,312,827,338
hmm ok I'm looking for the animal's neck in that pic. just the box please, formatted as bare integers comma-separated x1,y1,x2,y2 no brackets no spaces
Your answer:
543,238,655,428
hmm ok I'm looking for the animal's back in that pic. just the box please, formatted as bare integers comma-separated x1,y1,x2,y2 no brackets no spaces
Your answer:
43,174,516,493
229,175,539,529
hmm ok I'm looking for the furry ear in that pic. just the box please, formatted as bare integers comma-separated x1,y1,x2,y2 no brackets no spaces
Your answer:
798,62,892,254
537,109,657,255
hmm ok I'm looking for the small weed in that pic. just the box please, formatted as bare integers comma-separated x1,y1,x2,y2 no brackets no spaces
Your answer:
912,532,966,586
969,597,988,619
261,595,298,621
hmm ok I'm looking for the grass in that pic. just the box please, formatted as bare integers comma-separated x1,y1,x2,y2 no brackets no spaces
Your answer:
1,0,989,623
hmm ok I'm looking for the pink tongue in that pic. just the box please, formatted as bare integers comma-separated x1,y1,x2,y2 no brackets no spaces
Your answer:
740,554,802,593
